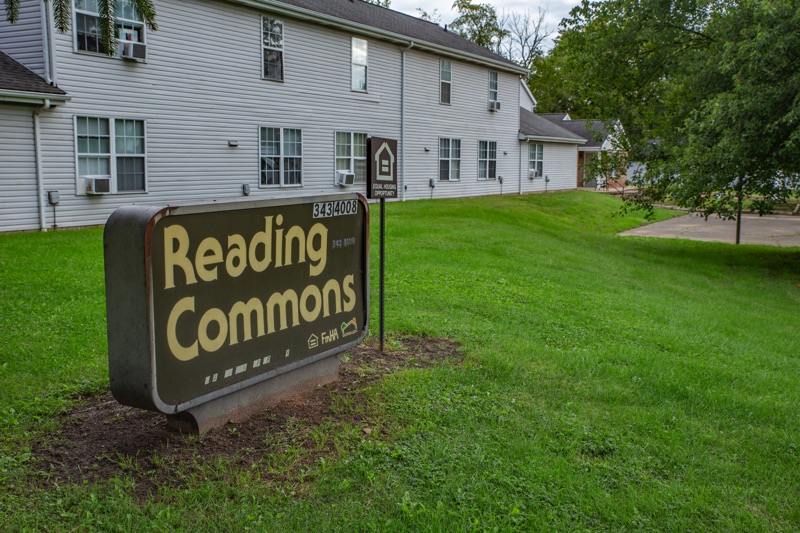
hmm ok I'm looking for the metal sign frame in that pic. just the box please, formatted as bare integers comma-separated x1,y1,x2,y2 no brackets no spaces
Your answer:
104,193,370,414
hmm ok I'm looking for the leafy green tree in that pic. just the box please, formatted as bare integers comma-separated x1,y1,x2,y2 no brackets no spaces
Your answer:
4,0,157,55
536,0,800,230
362,0,391,7
449,0,507,51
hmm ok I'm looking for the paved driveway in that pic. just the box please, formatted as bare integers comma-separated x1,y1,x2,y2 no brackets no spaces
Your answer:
620,213,800,247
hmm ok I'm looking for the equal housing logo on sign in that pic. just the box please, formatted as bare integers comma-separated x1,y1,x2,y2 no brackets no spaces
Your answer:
104,194,369,414
367,137,398,199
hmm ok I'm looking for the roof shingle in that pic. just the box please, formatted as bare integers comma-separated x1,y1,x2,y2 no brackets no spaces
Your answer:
270,0,523,71
0,51,66,97
519,108,585,143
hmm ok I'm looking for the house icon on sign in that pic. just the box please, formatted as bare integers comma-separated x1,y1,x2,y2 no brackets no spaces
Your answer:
375,142,395,181
308,333,319,349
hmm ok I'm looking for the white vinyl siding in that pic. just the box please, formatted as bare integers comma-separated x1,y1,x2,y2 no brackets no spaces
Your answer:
0,0,45,76
76,116,146,192
0,105,40,231
478,140,497,180
438,138,460,181
335,131,367,184
351,37,368,92
260,127,302,187
262,17,284,81
440,59,451,105
520,142,579,194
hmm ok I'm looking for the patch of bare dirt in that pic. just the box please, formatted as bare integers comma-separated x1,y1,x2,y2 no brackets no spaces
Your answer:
31,336,461,500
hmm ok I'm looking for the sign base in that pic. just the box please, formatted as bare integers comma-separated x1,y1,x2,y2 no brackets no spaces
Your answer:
165,354,341,434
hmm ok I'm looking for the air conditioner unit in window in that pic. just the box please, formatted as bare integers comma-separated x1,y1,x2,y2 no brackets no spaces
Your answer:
119,41,146,60
528,170,539,180
85,176,111,195
488,100,501,112
335,170,355,186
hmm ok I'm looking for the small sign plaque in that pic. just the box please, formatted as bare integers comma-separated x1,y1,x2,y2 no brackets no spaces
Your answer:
367,137,398,199
104,194,369,414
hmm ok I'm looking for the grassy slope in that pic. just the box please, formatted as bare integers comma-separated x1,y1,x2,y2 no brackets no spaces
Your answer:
1,191,798,530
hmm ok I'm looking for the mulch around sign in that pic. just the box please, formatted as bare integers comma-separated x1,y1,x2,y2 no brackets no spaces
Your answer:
31,336,462,501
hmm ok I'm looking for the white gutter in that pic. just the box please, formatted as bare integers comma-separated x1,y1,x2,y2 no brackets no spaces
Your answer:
34,99,51,231
0,90,69,105
232,0,527,75
523,135,587,145
401,41,413,201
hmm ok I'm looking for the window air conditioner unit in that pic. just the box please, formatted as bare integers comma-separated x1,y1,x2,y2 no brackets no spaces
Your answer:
528,170,539,180
488,100,501,112
85,176,111,195
335,170,355,186
119,41,147,60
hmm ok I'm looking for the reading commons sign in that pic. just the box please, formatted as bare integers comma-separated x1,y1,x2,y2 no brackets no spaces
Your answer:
104,194,369,414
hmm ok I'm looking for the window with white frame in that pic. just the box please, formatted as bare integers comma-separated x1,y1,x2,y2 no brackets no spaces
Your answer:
440,59,451,105
76,116,146,192
439,138,461,181
488,71,498,102
478,140,497,180
351,37,368,92
335,132,368,184
74,0,145,57
262,17,284,81
529,143,543,178
260,127,302,187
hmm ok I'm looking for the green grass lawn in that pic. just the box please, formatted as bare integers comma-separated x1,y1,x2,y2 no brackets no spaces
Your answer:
1,191,798,530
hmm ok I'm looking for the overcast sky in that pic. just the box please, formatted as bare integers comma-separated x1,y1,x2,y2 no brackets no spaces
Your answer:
389,0,582,47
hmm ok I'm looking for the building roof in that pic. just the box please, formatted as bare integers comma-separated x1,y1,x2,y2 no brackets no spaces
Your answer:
257,0,526,74
537,113,570,122
0,51,68,105
519,108,585,144
539,114,609,149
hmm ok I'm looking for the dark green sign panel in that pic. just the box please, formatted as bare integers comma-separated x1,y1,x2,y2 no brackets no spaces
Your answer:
104,194,369,414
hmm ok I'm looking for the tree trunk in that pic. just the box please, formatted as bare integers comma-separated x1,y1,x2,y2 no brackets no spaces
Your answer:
735,176,744,244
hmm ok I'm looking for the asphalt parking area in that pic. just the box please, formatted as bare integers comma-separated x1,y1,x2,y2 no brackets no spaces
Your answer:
619,213,800,247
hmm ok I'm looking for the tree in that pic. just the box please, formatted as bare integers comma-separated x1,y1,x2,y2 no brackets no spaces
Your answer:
362,0,391,7
497,8,552,71
416,7,441,24
449,0,507,52
4,0,157,55
535,0,800,227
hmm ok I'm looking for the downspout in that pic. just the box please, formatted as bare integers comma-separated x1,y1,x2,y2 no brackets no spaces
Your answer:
42,1,57,85
518,139,523,195
34,99,51,231
401,41,414,201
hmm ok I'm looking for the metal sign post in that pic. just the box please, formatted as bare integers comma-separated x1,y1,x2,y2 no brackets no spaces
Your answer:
366,137,398,353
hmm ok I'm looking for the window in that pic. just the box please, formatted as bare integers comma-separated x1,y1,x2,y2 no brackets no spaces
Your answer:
488,71,498,102
351,38,368,92
74,0,145,58
438,138,461,181
260,127,302,187
76,116,146,192
478,140,497,180
335,132,368,184
529,143,543,178
262,17,284,81
440,59,451,105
